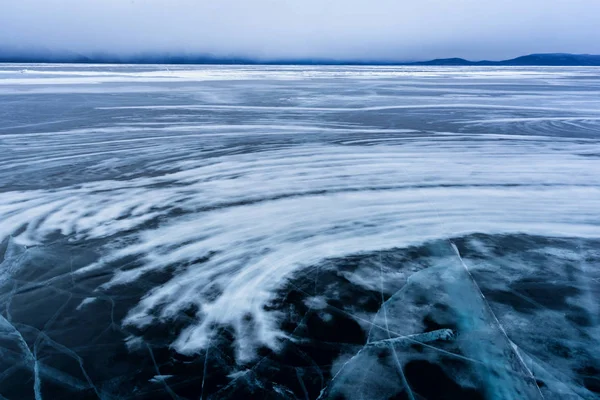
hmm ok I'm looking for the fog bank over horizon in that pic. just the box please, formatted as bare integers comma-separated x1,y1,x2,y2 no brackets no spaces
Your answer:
2,0,600,61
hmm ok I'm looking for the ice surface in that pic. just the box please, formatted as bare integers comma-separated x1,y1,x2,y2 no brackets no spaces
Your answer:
1,64,599,399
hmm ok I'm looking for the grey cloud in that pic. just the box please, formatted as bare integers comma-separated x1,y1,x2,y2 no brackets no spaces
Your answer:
1,0,600,61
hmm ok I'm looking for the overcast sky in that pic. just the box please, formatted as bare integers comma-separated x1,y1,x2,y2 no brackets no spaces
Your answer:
2,0,600,61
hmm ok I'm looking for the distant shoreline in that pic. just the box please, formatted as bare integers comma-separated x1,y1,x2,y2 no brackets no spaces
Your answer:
1,53,600,66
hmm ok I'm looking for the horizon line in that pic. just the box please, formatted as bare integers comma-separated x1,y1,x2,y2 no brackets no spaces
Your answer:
1,52,600,66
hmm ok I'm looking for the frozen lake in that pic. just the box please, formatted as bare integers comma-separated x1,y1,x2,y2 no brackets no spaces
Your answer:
1,64,600,399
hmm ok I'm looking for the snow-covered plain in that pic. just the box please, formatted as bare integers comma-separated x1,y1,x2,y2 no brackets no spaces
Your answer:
1,64,600,399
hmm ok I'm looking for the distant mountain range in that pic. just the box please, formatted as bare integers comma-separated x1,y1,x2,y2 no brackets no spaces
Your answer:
1,52,600,66
409,53,600,66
